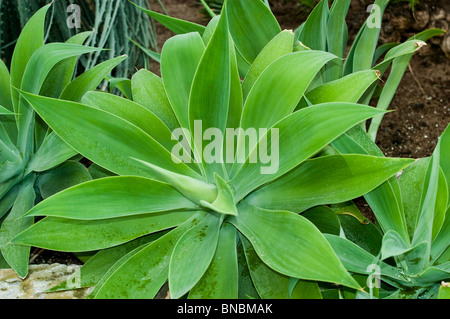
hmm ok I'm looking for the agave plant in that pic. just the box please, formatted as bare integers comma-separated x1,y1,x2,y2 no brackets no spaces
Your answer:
10,1,418,298
144,0,443,143
0,4,125,277
322,124,450,299
0,0,157,79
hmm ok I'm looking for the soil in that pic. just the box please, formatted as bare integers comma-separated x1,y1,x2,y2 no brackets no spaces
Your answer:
28,0,448,266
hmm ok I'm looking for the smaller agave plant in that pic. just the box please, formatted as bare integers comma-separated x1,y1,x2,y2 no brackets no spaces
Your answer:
326,124,450,299
0,4,125,277
11,3,416,298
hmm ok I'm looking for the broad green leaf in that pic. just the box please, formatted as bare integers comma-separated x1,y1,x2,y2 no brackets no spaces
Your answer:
381,230,411,260
200,174,237,216
352,0,389,71
332,125,410,244
225,0,281,64
0,186,19,221
242,30,295,99
239,51,336,133
109,78,132,100
412,141,441,255
25,131,76,173
414,262,450,286
131,69,178,131
189,223,238,299
92,214,203,299
0,105,13,115
302,206,341,236
240,234,290,299
331,201,369,224
337,214,383,257
236,240,260,299
35,161,92,199
326,0,351,81
60,55,127,102
291,279,323,299
81,91,180,155
17,43,101,159
169,213,223,299
298,0,329,51
161,33,205,129
49,233,166,292
246,154,412,213
230,202,360,289
13,210,196,252
20,91,201,180
40,31,93,98
0,60,12,111
134,3,206,35
439,125,450,203
0,177,35,278
324,234,407,284
189,13,231,180
10,4,50,113
306,70,379,104
26,176,196,220
431,206,450,263
231,103,387,200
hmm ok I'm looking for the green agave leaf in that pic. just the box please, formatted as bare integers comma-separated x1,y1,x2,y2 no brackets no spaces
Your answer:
337,214,383,257
242,30,295,99
246,154,413,213
373,43,398,64
200,174,237,216
81,91,180,155
109,77,132,100
40,31,93,99
92,213,204,299
13,210,196,252
298,0,329,51
306,70,379,104
133,2,205,35
189,223,238,299
331,201,369,224
439,125,450,204
290,279,323,299
230,202,360,289
225,0,281,64
324,234,407,284
161,32,205,129
0,186,19,221
129,38,161,64
189,13,231,181
412,141,441,254
169,213,223,299
332,125,410,244
352,0,389,72
0,177,35,278
431,206,449,263
0,105,13,115
133,158,217,206
35,161,92,200
414,262,450,286
25,131,77,174
49,233,166,292
381,230,411,260
302,206,341,236
236,241,260,299
20,91,201,180
60,55,127,102
10,4,50,114
326,0,351,81
240,234,290,299
17,43,102,159
238,51,336,137
26,176,197,220
131,69,178,131
232,103,387,200
0,60,13,111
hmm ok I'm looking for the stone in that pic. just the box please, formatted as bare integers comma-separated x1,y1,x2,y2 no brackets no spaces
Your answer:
0,264,92,299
